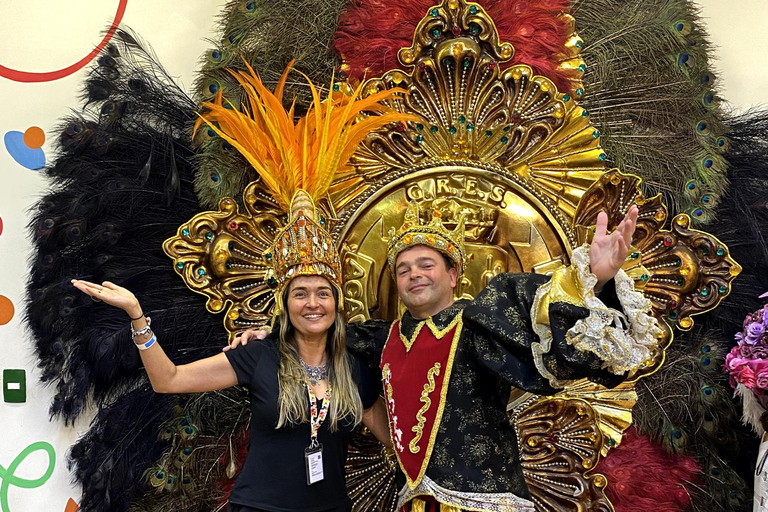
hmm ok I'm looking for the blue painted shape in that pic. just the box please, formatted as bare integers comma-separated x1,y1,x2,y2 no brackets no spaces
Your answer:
3,131,45,170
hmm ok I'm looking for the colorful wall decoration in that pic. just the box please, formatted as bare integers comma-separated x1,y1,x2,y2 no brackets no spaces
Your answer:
0,3,223,510
0,442,55,512
3,127,46,171
0,1,127,83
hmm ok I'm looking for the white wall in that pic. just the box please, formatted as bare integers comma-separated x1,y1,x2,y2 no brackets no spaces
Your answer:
0,1,765,511
0,2,224,511
697,0,768,111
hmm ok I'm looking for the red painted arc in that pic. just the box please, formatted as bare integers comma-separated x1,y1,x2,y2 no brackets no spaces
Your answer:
0,0,128,83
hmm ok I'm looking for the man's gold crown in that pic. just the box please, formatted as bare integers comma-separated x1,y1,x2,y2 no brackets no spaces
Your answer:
386,201,467,278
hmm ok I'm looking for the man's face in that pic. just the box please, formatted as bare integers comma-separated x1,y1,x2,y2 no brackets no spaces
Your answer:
394,245,457,318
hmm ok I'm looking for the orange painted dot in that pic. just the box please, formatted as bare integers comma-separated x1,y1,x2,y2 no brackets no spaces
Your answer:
65,498,80,512
23,126,46,149
0,295,15,325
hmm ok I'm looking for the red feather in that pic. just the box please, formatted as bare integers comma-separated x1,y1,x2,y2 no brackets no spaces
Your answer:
596,428,702,512
334,0,578,93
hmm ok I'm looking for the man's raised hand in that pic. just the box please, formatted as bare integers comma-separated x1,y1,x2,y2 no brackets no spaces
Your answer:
588,205,638,291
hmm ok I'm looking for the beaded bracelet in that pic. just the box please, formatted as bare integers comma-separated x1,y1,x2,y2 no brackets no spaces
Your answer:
135,334,157,351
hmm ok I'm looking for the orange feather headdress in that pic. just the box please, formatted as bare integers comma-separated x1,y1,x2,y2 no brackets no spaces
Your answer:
194,60,411,210
193,62,414,313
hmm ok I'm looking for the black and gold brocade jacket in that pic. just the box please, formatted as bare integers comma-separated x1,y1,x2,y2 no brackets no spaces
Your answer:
347,272,626,510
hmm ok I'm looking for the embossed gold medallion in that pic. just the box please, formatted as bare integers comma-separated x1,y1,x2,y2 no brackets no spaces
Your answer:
339,167,572,322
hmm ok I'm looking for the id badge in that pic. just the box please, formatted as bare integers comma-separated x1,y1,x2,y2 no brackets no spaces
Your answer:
305,444,324,485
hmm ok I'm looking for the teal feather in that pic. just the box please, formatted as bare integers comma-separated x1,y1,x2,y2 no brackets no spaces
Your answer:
573,0,729,224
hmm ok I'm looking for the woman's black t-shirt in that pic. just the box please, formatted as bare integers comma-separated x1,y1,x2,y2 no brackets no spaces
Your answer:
224,336,380,512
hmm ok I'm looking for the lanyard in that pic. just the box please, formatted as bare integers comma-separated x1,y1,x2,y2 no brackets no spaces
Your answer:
307,384,331,448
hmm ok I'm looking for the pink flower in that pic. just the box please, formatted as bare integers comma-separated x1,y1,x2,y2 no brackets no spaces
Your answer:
725,347,747,372
740,344,768,359
739,366,757,388
757,368,768,390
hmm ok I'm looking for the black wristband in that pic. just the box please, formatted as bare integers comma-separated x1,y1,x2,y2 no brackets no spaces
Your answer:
129,312,145,321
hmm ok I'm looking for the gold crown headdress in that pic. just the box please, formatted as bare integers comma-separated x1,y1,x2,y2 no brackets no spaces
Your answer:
387,202,467,278
265,190,341,314
194,60,413,315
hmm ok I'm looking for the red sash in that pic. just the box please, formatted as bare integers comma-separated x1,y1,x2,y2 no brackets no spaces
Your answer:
380,312,463,489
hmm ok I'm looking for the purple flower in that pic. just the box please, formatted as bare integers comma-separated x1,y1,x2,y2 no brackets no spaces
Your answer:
745,322,766,345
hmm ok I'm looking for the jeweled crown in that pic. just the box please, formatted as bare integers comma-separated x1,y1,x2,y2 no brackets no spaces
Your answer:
265,190,342,314
386,201,467,278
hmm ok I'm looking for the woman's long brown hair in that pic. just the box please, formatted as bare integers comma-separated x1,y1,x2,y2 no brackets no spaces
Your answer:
275,285,362,431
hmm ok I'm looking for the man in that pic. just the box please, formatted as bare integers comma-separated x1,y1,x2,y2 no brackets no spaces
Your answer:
234,202,660,512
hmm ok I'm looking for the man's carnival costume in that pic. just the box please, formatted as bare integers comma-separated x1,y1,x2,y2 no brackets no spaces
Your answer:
24,0,768,511
348,201,661,511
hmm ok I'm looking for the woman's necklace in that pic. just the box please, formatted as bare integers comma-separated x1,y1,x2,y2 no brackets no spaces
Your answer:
300,357,328,386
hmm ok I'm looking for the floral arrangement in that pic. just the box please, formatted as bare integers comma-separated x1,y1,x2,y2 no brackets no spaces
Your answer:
724,292,768,434
725,294,768,393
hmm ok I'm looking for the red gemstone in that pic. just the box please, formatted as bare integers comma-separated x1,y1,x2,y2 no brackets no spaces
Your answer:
395,122,406,132
663,236,673,247
668,300,678,309
452,25,462,36
488,62,496,70
418,62,427,71
511,112,521,123
228,221,238,230
298,218,307,227
548,433,559,441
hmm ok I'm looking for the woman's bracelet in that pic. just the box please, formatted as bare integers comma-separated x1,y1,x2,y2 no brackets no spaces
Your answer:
135,334,157,351
129,311,145,321
130,316,152,341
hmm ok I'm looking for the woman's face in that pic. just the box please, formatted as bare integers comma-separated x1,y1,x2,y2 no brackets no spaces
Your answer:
286,275,337,338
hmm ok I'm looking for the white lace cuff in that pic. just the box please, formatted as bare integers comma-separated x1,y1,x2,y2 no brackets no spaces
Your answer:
531,245,661,388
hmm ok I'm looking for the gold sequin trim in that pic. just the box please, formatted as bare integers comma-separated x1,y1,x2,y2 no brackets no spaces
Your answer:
381,362,405,453
531,245,662,386
400,310,464,352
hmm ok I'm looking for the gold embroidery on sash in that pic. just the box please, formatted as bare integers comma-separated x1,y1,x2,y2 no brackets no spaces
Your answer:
381,363,405,452
382,312,464,489
409,362,441,453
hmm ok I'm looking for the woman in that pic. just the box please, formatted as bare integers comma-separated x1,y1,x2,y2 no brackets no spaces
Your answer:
73,271,388,512
72,194,390,512
70,59,410,511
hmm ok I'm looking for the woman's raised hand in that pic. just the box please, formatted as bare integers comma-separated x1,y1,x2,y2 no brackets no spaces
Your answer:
71,279,142,316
